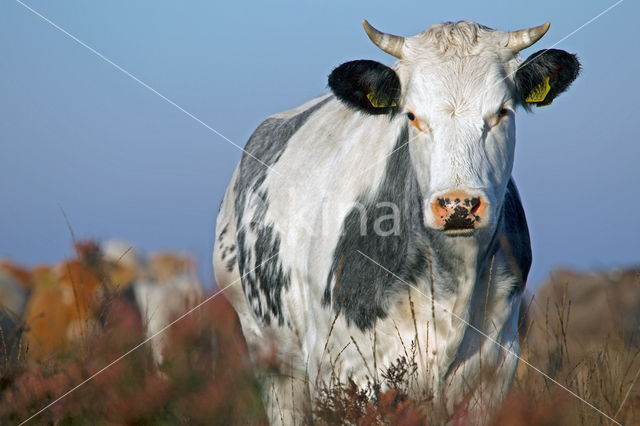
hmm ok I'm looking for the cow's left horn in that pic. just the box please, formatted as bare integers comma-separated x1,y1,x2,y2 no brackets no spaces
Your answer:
505,22,551,52
362,20,404,58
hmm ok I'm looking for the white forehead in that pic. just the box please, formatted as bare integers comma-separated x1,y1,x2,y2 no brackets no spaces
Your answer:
396,21,522,116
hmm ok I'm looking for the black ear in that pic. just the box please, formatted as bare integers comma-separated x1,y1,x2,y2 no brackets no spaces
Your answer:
328,60,401,115
515,49,581,108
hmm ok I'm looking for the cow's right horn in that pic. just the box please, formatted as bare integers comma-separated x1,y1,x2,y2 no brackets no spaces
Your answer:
362,20,405,59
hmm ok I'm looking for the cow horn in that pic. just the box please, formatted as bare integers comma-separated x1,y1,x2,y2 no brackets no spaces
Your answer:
505,22,551,52
362,20,404,58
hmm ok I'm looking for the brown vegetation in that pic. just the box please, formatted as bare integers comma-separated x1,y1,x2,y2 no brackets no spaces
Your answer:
0,250,638,425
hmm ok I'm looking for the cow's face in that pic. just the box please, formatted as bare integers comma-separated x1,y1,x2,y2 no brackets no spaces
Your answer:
329,21,580,237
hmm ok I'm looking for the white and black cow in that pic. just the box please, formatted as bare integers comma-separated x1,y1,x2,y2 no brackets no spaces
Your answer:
214,20,580,424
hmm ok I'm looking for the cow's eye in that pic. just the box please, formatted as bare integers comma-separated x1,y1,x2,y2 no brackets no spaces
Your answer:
486,107,512,128
406,109,427,132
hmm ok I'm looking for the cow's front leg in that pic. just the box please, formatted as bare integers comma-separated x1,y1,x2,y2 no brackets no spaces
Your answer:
261,360,310,426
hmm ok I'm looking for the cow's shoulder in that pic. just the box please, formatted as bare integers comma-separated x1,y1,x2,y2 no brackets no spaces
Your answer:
323,126,428,330
235,95,332,201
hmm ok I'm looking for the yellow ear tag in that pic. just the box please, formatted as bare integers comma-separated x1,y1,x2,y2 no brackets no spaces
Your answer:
367,92,397,108
525,76,551,104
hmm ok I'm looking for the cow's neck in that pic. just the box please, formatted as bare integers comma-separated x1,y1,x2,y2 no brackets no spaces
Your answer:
423,229,498,295
416,219,501,369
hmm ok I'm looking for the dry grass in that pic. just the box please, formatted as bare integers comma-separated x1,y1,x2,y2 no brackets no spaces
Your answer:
506,282,640,426
1,268,639,425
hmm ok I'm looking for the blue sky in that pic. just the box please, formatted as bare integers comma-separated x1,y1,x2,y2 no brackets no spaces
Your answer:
1,0,638,289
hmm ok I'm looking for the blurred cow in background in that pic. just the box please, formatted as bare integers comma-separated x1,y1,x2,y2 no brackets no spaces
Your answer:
134,252,203,365
101,240,203,365
4,239,202,365
100,240,141,292
22,243,104,360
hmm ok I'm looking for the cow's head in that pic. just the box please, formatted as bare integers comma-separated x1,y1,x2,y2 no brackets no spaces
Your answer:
329,21,580,237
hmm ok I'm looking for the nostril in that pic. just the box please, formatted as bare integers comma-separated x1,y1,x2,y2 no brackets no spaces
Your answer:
470,198,481,215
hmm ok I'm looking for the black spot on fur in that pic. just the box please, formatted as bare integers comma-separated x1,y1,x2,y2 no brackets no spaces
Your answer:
324,126,429,330
220,243,236,267
236,228,264,321
501,180,532,295
218,224,228,242
328,60,401,115
253,225,289,324
226,255,237,273
515,49,581,108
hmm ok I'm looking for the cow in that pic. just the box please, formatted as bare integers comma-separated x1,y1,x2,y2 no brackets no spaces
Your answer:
100,239,142,292
101,240,203,365
133,251,203,365
21,241,135,361
213,20,580,424
23,258,103,361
